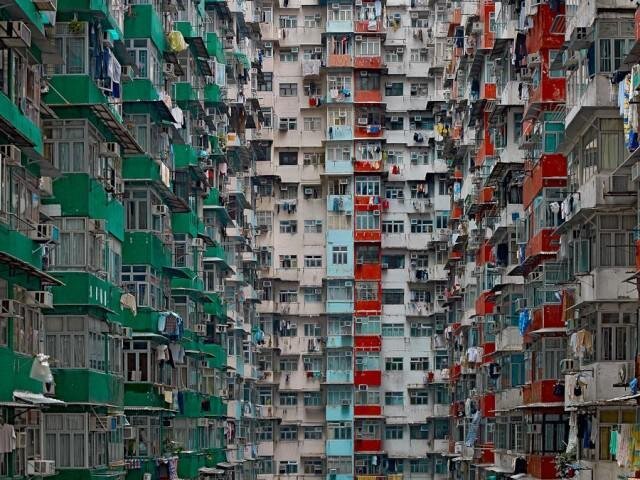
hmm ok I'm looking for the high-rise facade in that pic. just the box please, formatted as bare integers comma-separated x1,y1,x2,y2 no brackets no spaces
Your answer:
0,0,262,479
253,0,452,478
444,3,640,480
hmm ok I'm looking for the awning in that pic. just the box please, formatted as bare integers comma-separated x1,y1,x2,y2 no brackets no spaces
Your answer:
199,468,225,476
528,327,566,335
216,462,233,469
606,393,640,403
485,466,515,474
13,391,66,405
0,251,64,286
514,402,564,409
233,52,251,69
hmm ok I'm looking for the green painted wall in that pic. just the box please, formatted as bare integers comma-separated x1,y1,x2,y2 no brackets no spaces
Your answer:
124,4,166,52
53,369,124,406
123,232,172,269
0,348,46,401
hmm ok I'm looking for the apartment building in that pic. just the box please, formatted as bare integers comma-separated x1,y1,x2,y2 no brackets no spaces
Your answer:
252,0,452,478
0,0,262,480
443,3,640,480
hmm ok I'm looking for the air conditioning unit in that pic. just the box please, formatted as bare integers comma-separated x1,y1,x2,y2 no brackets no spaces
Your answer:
331,2,339,8
381,263,389,269
163,62,176,77
373,210,380,215
396,47,404,54
410,253,418,259
90,416,117,431
192,237,205,249
123,426,137,440
0,144,21,166
355,0,362,5
26,460,55,476
263,281,272,287
29,224,60,243
355,35,363,42
339,178,349,185
391,116,399,122
16,431,27,449
560,358,575,374
358,384,368,391
100,142,120,158
197,418,208,427
291,47,299,53
216,324,226,333
314,47,322,53
341,399,350,407
344,281,353,286
0,22,32,48
0,299,21,317
153,204,169,216
357,117,368,125
29,291,53,309
304,187,314,195
472,21,482,33
527,52,541,65
411,12,419,18
194,324,207,335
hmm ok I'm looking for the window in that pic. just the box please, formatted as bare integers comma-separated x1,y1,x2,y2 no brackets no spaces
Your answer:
304,15,320,28
44,414,90,468
356,282,378,301
279,15,297,28
385,116,404,130
384,82,403,96
599,38,632,73
46,316,114,371
304,392,322,406
384,48,404,63
385,425,403,439
382,323,404,337
410,48,429,62
356,38,380,56
303,152,323,166
279,289,298,303
53,217,107,271
304,117,322,131
304,220,323,233
261,108,273,129
411,322,431,337
411,290,430,303
304,255,322,268
279,255,298,269
332,245,348,264
410,459,430,473
599,215,635,268
279,461,298,474
356,211,380,230
385,391,403,406
256,211,273,230
599,312,636,361
258,72,273,91
280,392,298,406
279,82,298,96
328,422,353,441
279,426,298,441
409,423,429,438
279,117,297,130
327,457,352,475
327,351,352,371
382,255,405,269
411,218,433,233
279,151,298,166
436,211,450,229
280,220,298,233
382,289,404,305
303,426,322,440
121,265,163,310
385,357,403,371
54,25,88,74
355,352,380,371
355,316,380,335
410,82,428,96
382,220,404,233
257,457,274,474
279,357,298,371
327,281,353,302
410,357,430,371
355,176,380,195
279,49,299,62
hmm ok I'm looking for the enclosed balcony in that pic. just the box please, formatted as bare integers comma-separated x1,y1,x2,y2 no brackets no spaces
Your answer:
354,420,383,452
354,1,382,33
354,351,381,386
354,36,382,69
354,71,382,103
523,154,567,210
354,315,381,349
354,389,382,416
354,208,381,242
354,108,384,139
327,35,353,67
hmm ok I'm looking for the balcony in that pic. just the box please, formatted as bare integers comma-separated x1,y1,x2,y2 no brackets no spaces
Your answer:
354,438,383,453
326,20,353,33
354,370,381,386
326,439,354,456
523,229,560,267
354,55,383,69
354,124,383,139
354,335,381,349
326,369,353,383
522,154,567,209
354,229,381,243
354,89,383,103
475,291,495,316
526,75,566,116
327,125,354,141
522,379,564,406
355,262,381,281
327,54,354,68
354,404,382,416
327,195,354,214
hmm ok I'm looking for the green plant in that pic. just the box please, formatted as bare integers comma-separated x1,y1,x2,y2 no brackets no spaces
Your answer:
69,18,83,35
